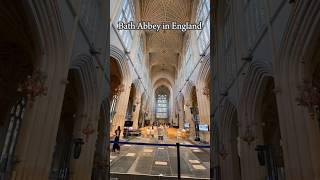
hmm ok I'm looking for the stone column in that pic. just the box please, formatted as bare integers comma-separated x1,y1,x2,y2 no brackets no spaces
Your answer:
131,95,141,129
111,83,131,135
184,99,194,139
196,82,210,142
178,100,184,128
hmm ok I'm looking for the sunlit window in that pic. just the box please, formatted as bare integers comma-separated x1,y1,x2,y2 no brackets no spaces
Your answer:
137,36,144,63
118,0,134,49
185,45,192,78
110,94,119,122
196,0,210,53
156,94,168,119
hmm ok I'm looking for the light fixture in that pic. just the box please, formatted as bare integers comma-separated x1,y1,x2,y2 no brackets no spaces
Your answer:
296,80,320,126
114,84,125,95
82,122,95,142
17,70,48,102
202,87,210,96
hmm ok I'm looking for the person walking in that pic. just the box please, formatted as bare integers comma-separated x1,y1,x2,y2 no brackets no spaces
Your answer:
112,126,121,153
151,126,155,138
158,125,164,143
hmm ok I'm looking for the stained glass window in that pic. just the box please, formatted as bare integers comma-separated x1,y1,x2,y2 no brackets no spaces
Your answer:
156,94,168,118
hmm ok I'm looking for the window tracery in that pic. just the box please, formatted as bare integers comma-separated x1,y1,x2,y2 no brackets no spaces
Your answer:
117,0,135,49
196,0,210,53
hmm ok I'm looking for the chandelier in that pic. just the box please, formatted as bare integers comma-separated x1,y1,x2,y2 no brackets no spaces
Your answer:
17,70,48,102
202,87,210,96
82,122,95,142
296,80,320,126
114,84,125,95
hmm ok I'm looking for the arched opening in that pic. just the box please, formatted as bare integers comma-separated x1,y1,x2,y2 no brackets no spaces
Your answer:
110,57,123,123
191,86,200,141
155,86,170,125
0,1,35,178
49,70,81,179
126,84,137,122
257,78,285,180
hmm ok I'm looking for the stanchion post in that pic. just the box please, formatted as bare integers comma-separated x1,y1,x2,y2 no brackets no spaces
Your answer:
176,142,181,179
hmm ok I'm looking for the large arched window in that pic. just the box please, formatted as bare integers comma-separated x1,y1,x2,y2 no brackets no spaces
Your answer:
196,0,210,53
155,86,170,120
118,0,135,49
156,94,168,119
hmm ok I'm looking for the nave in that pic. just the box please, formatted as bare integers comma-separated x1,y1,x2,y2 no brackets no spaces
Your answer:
0,0,319,180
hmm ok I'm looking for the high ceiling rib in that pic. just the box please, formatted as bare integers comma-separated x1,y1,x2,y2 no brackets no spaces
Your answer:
139,0,193,87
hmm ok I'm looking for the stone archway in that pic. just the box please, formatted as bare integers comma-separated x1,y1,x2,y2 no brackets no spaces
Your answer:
255,78,285,180
0,1,38,179
110,46,132,134
275,1,320,178
0,1,72,179
50,55,100,180
49,70,81,179
238,60,275,180
220,99,241,180
239,74,285,180
110,57,123,125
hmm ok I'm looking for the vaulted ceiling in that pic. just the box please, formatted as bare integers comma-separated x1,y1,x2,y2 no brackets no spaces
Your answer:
139,0,193,88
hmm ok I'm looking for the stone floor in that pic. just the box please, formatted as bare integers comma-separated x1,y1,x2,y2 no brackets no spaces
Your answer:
110,136,210,179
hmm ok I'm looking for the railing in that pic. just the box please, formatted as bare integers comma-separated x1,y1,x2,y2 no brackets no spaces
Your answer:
110,141,210,179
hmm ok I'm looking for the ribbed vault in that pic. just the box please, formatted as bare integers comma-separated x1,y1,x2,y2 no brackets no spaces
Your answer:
139,0,193,87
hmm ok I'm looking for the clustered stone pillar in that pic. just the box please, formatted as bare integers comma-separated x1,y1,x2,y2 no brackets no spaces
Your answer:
184,99,195,138
131,95,142,129
196,82,210,142
111,83,131,135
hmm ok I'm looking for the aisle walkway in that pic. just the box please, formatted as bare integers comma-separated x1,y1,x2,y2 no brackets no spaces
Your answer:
110,136,210,179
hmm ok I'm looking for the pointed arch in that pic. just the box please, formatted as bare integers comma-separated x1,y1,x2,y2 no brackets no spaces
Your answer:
110,45,131,84
238,60,273,130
